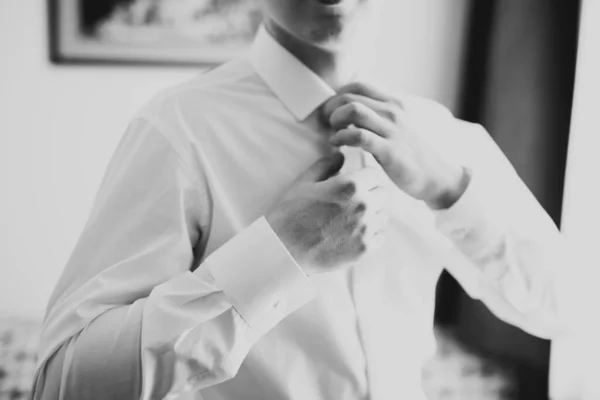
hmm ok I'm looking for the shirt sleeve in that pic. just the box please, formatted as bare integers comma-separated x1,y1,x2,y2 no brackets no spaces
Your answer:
33,115,316,400
433,121,580,340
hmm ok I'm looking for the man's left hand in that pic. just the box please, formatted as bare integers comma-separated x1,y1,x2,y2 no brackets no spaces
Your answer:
321,82,470,210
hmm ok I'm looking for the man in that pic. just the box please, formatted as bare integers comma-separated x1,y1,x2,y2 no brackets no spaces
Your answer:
34,0,569,399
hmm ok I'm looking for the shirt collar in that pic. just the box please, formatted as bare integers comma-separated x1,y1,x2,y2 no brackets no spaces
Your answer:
250,25,337,121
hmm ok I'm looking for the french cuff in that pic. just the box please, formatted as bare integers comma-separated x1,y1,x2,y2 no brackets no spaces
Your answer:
433,168,507,260
205,216,317,331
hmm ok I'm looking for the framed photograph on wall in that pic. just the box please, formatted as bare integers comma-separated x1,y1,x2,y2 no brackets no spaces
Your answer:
48,0,263,66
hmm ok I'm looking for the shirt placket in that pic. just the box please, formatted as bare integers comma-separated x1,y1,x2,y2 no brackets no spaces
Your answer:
340,146,381,400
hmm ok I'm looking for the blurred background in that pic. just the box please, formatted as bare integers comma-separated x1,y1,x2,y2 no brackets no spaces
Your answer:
0,0,598,399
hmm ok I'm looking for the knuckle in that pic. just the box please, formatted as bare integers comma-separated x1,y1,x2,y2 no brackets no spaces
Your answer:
392,98,405,110
357,239,368,255
382,108,400,124
348,102,366,120
339,93,354,106
350,81,367,93
355,129,369,145
358,224,367,236
354,202,367,214
337,180,357,199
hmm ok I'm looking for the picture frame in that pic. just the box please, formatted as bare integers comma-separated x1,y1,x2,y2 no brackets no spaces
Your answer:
48,0,263,67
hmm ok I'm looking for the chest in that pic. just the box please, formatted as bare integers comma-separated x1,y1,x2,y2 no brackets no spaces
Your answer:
192,111,452,279
190,107,453,395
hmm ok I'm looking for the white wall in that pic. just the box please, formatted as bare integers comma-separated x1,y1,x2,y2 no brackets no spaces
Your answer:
550,0,600,399
0,0,469,318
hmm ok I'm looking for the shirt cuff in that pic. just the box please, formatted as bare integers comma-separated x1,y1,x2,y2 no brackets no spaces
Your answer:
433,168,507,260
204,216,317,331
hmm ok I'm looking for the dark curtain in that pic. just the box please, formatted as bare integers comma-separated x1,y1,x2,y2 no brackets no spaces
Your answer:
435,1,580,399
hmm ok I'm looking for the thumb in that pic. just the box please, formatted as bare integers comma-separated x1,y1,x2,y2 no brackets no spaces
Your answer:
296,152,345,183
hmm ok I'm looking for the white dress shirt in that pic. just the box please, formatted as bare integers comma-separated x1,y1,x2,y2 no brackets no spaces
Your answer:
34,26,569,400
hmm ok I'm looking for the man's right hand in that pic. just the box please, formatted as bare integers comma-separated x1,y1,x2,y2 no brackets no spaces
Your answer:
266,152,390,276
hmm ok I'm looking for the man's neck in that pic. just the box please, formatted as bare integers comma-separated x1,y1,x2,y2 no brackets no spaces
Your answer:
265,22,361,91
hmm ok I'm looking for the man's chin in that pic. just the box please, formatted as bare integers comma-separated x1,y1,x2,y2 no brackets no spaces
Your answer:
306,26,355,51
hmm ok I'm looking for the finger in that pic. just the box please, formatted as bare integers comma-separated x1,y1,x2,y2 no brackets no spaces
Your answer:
296,152,345,183
321,93,403,125
338,82,396,103
359,192,389,222
331,167,386,201
350,191,388,218
330,127,390,162
349,186,389,217
329,101,395,136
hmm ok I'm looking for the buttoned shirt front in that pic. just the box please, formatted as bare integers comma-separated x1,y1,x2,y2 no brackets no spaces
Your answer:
34,26,568,400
